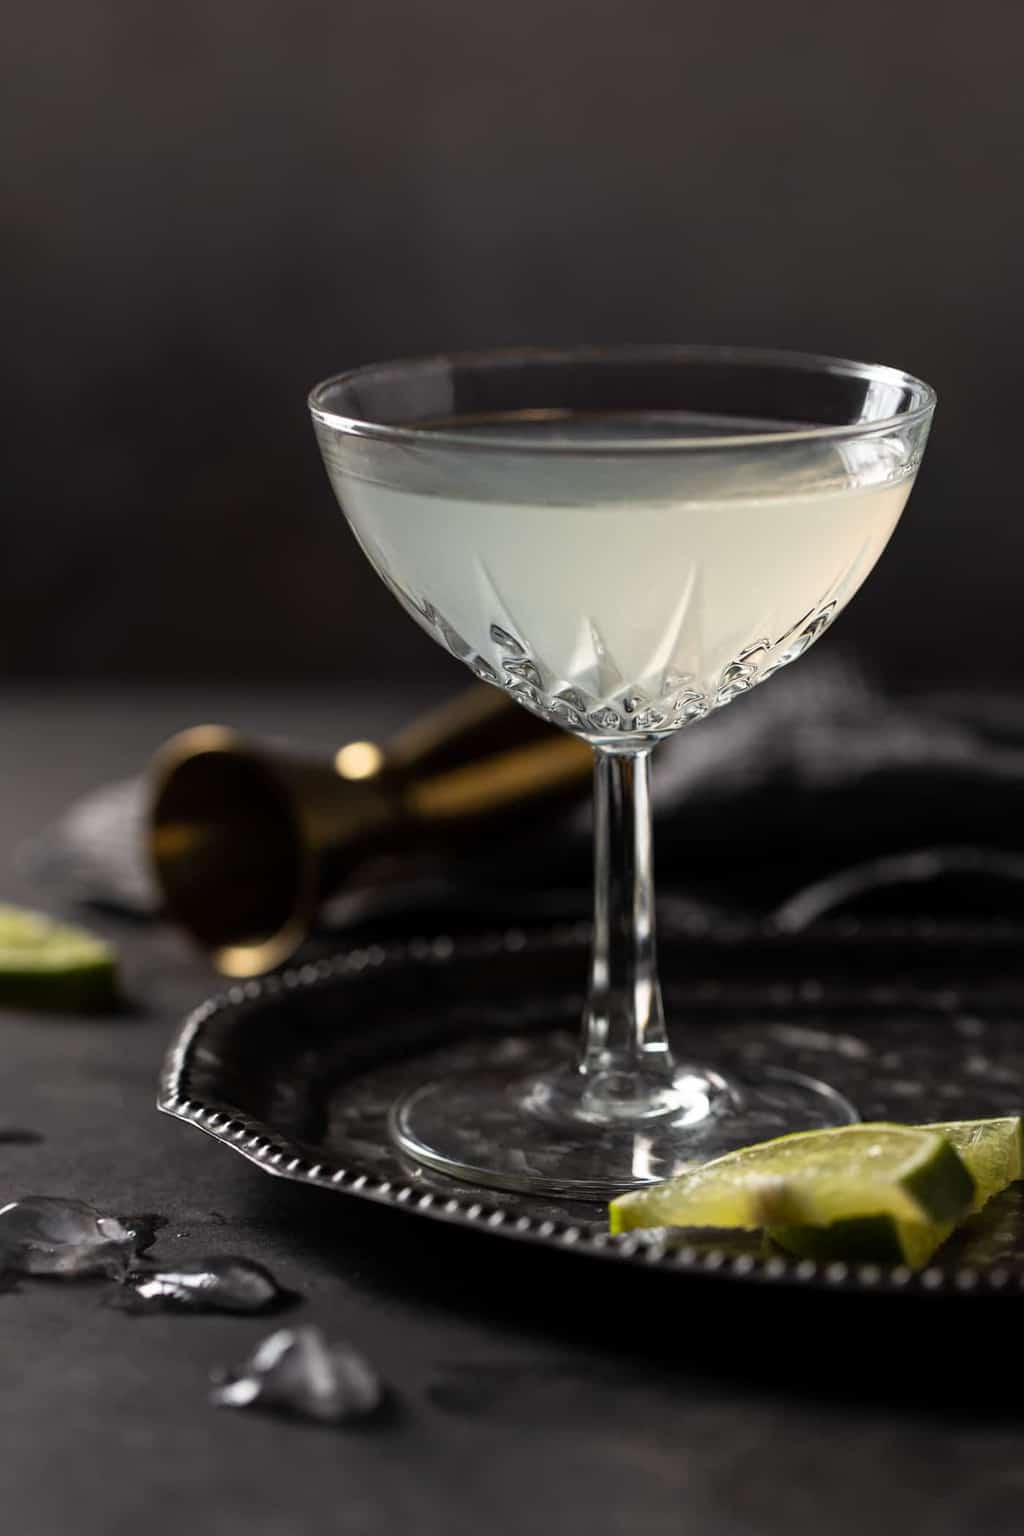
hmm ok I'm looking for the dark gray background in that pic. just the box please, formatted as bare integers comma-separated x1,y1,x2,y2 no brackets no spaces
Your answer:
3,0,1022,687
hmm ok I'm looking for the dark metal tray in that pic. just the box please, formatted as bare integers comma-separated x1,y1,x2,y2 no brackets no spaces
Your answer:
159,921,1024,1297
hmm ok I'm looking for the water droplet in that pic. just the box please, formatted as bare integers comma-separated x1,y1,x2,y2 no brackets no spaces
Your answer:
117,1256,290,1314
212,1327,382,1424
0,1197,159,1278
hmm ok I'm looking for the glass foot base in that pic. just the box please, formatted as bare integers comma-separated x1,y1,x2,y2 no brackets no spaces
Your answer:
389,1044,859,1200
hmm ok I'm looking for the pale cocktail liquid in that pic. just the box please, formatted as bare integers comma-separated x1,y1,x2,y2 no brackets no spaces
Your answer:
327,413,915,735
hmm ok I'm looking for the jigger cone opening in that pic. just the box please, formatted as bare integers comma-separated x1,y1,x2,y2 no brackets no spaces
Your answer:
149,727,312,978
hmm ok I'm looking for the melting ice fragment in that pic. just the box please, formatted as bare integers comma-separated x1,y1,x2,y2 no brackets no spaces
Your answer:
212,1327,382,1423
121,1255,288,1314
0,1197,152,1277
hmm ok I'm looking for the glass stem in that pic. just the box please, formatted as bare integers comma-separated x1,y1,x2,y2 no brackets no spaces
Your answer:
579,746,674,1083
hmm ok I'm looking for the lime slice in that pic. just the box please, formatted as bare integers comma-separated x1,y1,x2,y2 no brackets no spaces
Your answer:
608,1124,975,1236
0,904,118,1011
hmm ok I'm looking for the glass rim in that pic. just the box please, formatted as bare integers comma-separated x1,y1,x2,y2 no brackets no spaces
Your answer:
307,342,937,455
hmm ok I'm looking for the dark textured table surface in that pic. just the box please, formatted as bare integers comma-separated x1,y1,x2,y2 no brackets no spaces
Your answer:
2,688,1022,1536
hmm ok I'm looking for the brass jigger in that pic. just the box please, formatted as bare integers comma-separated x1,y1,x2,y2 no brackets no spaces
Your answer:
148,685,591,978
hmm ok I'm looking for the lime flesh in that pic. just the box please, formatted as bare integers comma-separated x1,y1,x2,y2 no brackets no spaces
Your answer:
0,905,118,1011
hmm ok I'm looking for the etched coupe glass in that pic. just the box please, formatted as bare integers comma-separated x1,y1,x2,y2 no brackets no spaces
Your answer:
309,345,935,1198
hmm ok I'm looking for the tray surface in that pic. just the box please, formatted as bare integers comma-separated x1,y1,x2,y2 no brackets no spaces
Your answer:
159,922,1024,1296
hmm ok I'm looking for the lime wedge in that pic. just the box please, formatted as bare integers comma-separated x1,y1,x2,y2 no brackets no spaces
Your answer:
609,1124,975,1237
0,904,118,1011
767,1118,1024,1270
773,1117,1024,1267
611,1118,1022,1271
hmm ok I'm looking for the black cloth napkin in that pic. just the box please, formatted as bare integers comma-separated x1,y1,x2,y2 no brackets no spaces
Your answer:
20,661,1024,937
